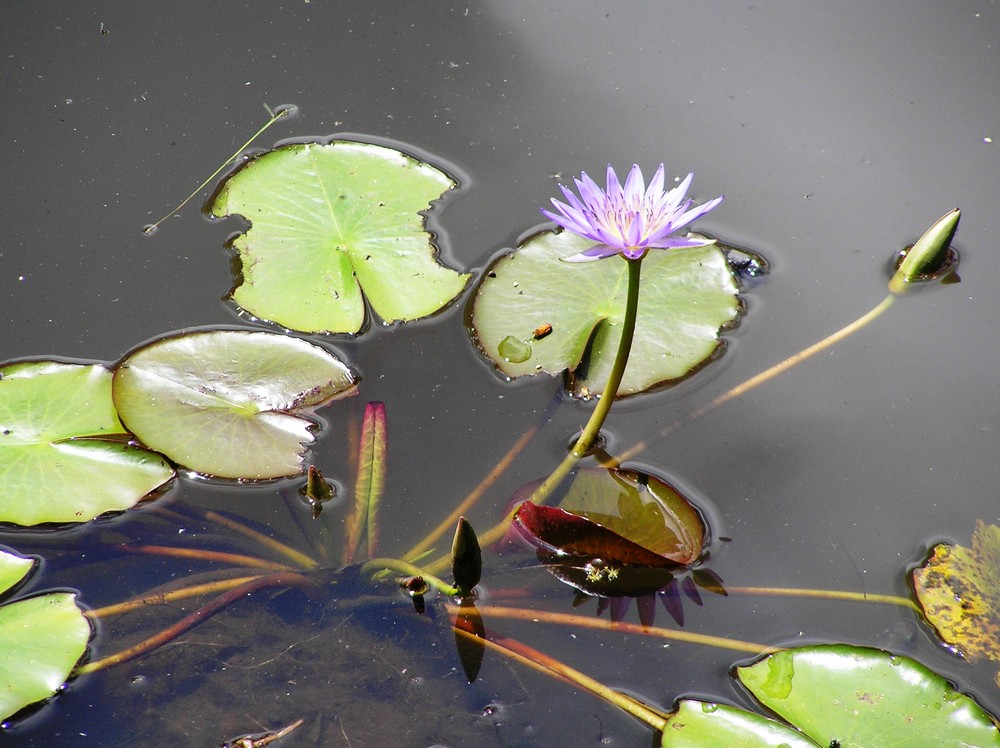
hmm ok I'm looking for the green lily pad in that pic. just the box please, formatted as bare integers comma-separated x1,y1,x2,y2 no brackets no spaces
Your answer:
0,550,36,599
211,140,471,334
913,521,1000,684
737,644,1000,747
470,230,741,398
112,330,358,479
0,548,91,723
661,699,818,747
0,361,175,526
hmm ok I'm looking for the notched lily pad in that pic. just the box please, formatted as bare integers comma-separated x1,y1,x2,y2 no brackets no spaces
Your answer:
211,139,471,334
0,360,175,526
0,547,92,723
913,521,1000,684
470,230,742,398
112,330,358,479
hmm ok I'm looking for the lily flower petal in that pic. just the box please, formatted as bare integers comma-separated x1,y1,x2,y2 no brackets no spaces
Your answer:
540,164,723,262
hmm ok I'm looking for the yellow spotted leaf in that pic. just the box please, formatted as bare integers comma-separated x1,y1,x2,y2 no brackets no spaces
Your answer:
913,521,1000,675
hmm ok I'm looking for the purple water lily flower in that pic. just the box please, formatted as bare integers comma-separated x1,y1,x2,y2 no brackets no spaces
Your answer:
541,164,724,262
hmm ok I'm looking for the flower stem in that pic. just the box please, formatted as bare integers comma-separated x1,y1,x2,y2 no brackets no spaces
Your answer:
421,258,645,575
525,256,644,505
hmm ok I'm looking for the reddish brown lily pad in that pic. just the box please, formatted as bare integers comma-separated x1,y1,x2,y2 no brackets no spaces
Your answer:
513,501,680,568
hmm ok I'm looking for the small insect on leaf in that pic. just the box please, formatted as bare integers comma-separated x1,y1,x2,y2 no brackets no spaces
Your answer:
532,322,553,340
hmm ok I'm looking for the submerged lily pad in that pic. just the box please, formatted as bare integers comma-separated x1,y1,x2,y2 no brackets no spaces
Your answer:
913,521,1000,683
513,468,705,566
471,230,741,398
737,644,1000,747
0,547,91,723
112,330,358,479
512,468,707,601
211,140,471,334
0,361,175,526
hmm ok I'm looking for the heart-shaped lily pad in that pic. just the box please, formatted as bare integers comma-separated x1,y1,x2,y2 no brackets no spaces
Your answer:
0,360,175,526
471,230,741,398
112,330,358,479
0,547,91,723
211,140,471,334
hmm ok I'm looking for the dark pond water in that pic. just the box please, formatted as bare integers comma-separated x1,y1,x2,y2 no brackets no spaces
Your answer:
4,2,1000,746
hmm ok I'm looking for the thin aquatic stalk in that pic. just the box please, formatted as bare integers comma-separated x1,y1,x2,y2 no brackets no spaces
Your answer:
725,585,919,611
453,603,777,655
613,293,896,464
144,104,292,232
77,572,317,674
403,414,547,563
148,503,319,569
360,557,458,596
120,544,296,572
454,624,668,731
202,509,319,569
88,575,265,619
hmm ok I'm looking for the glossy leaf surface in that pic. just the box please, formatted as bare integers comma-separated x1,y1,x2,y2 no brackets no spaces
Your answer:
0,361,174,525
471,230,740,398
738,644,1000,747
0,548,91,723
0,549,35,598
661,699,818,747
913,521,1000,680
113,330,357,479
211,140,470,334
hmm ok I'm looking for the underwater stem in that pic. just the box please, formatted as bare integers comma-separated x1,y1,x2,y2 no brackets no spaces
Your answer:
361,557,458,596
120,544,296,572
403,414,547,562
457,603,777,655
87,575,265,619
77,571,318,674
454,624,668,731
